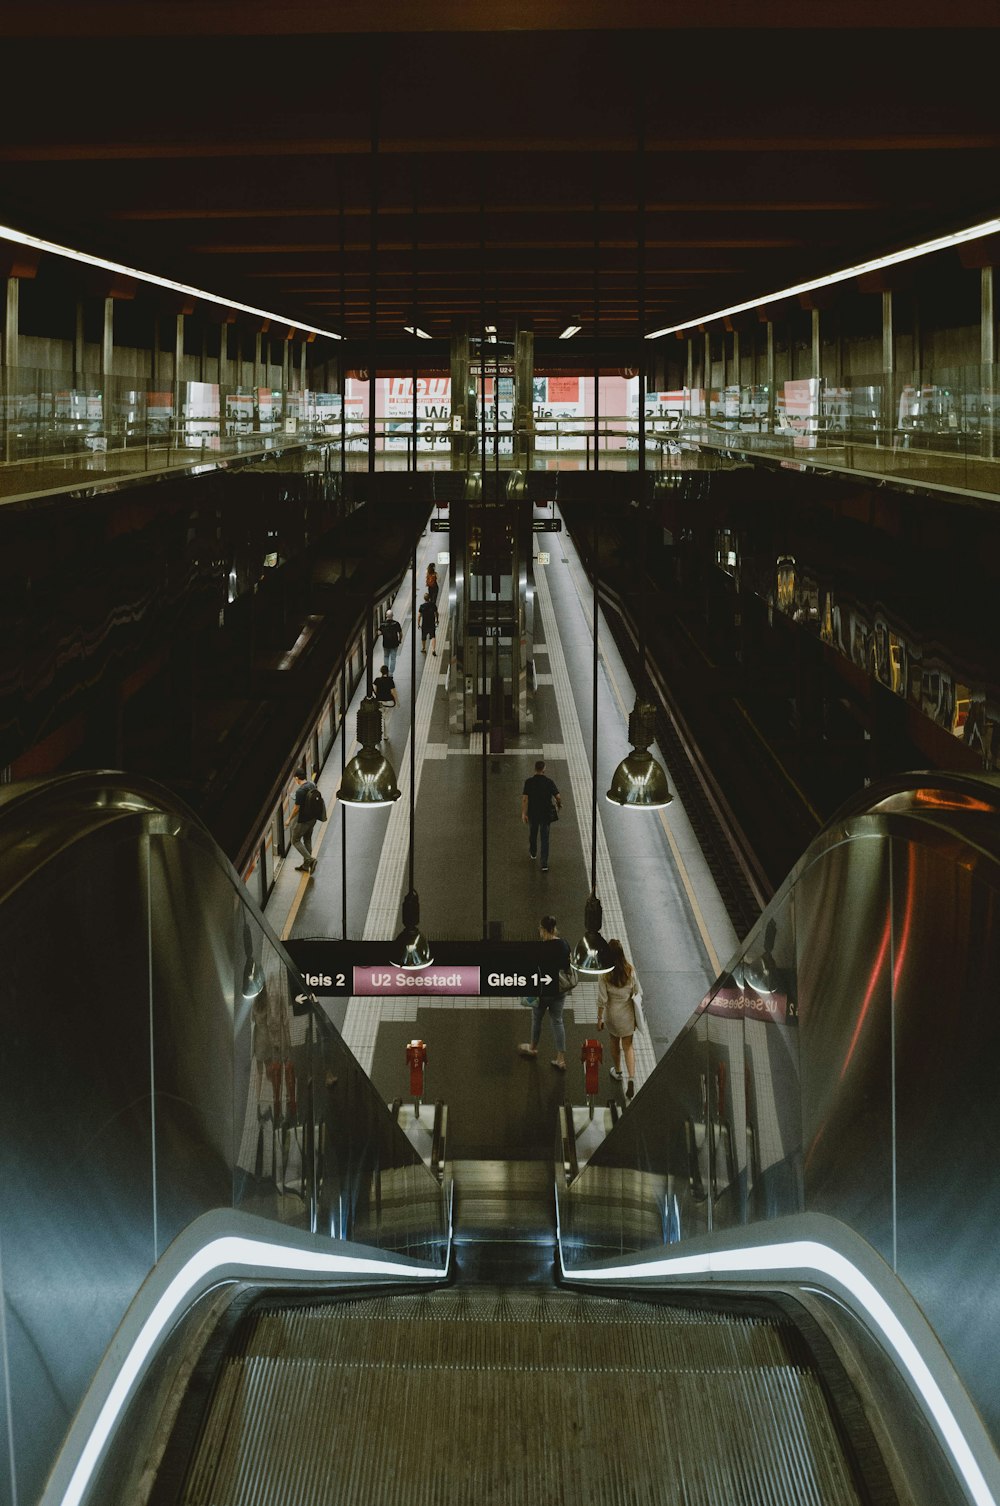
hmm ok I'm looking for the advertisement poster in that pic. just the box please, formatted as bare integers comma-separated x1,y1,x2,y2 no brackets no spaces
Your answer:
782,378,821,448
533,375,584,451
626,382,687,450
385,376,452,450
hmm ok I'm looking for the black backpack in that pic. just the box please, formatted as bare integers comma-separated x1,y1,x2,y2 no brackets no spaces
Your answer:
382,618,402,648
299,784,327,822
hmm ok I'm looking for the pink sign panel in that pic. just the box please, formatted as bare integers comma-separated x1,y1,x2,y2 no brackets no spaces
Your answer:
703,987,788,1024
352,965,481,996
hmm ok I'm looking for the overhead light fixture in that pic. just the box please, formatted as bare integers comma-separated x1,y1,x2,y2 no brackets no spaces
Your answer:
336,695,401,807
741,919,782,996
607,697,672,810
241,923,264,999
645,211,1000,339
0,221,343,340
572,892,615,976
404,324,433,339
391,890,434,970
574,474,615,977
559,323,582,340
389,548,433,968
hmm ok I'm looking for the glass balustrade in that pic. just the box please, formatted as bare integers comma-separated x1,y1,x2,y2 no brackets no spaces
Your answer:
1,363,998,497
0,773,449,1506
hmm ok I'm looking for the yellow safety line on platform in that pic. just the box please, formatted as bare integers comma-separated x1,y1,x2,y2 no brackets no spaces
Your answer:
560,533,723,978
280,738,358,942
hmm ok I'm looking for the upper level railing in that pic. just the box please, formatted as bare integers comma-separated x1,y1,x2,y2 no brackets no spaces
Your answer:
3,362,999,500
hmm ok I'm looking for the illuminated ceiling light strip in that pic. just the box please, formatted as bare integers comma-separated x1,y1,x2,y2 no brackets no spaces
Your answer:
645,213,1000,339
559,324,582,339
403,324,433,339
560,1237,997,1506
0,221,342,339
57,1235,440,1506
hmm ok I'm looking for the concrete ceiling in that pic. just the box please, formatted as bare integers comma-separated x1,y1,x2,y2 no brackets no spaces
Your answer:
1,6,999,346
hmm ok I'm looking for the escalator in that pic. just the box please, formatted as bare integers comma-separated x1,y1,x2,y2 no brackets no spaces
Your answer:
3,772,1000,1506
169,1287,873,1506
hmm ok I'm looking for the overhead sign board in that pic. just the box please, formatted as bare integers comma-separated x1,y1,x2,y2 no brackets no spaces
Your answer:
284,939,567,998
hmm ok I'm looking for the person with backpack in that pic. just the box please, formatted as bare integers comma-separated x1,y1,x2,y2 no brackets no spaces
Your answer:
290,766,325,875
378,609,403,674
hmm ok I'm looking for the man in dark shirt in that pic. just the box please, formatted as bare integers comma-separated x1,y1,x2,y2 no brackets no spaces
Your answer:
374,663,398,741
417,591,439,656
378,609,403,673
290,767,319,874
518,915,572,1069
521,757,562,871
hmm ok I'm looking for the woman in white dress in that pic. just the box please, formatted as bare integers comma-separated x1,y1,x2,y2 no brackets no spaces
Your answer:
596,938,641,1100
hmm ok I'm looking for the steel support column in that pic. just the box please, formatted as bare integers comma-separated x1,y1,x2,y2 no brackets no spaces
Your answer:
982,265,995,460
882,290,894,447
766,320,775,432
74,299,85,384
101,296,114,379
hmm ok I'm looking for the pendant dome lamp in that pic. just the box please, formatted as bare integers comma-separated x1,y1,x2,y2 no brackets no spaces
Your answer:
336,693,402,807
391,220,433,972
572,179,614,981
607,108,672,815
606,696,673,809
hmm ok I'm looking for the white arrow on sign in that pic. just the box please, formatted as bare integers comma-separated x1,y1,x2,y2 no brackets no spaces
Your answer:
539,973,553,985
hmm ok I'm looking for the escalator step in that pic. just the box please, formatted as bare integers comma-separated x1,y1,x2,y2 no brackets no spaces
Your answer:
180,1289,864,1506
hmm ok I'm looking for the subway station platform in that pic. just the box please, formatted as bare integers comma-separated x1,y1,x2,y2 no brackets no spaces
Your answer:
265,503,739,1132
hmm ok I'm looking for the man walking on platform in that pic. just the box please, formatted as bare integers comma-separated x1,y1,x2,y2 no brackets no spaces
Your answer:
521,758,562,872
374,663,399,741
378,609,403,674
418,591,439,656
290,767,323,874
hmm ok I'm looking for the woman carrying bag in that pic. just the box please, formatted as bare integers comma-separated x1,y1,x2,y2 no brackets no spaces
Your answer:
596,938,644,1100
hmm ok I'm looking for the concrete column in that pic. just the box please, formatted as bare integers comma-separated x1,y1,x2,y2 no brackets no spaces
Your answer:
282,337,290,394
199,325,207,382
703,330,711,410
174,314,185,441
299,338,307,395
254,333,263,390
152,314,161,385
4,276,19,369
101,296,114,378
732,329,741,392
74,299,85,383
3,278,17,462
811,308,821,380
219,322,229,389
766,320,775,432
882,290,894,445
982,265,994,460
686,336,693,400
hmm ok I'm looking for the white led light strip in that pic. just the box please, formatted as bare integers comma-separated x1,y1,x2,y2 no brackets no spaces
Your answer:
57,1235,438,1506
646,214,1000,340
0,223,342,340
560,1236,997,1506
